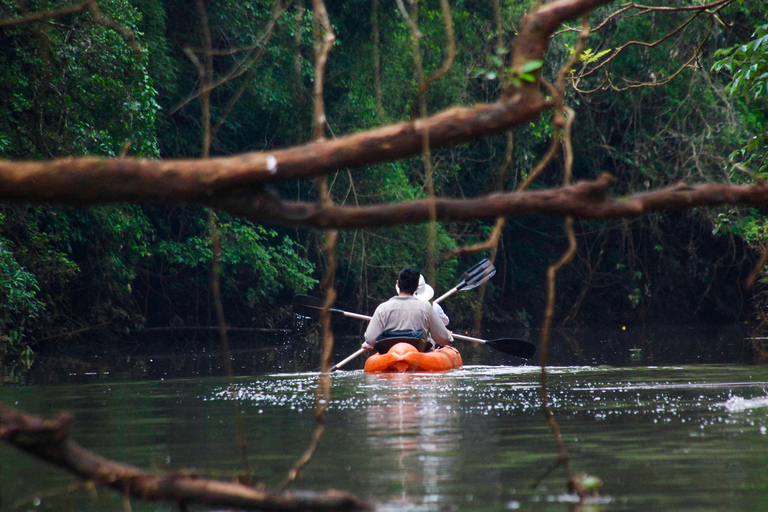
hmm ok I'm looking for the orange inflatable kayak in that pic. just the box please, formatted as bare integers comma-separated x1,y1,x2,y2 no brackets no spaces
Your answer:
364,339,463,373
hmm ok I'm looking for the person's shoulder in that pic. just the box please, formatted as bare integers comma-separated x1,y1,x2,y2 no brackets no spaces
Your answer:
374,296,399,310
413,298,433,311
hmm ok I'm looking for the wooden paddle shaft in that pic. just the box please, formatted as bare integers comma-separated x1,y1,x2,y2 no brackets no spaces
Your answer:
340,292,450,322
452,333,487,344
331,348,366,371
342,311,372,321
433,287,458,304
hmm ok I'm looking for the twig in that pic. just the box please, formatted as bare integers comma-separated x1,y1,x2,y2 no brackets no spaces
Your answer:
211,1,287,139
534,16,589,500
195,0,253,481
372,0,383,118
282,0,336,490
0,0,141,55
746,243,768,290
0,0,92,27
394,0,421,38
411,0,456,113
174,1,290,119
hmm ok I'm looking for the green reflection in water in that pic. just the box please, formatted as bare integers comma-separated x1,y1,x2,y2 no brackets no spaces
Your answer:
2,365,768,511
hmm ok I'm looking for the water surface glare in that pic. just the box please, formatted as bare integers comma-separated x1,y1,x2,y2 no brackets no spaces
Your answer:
3,365,768,511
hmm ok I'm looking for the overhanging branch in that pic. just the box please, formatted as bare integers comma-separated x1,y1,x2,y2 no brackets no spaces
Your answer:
213,174,768,228
0,0,621,207
0,93,546,203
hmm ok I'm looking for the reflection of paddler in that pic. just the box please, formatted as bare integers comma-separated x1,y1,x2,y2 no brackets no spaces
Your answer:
364,376,462,506
362,267,453,352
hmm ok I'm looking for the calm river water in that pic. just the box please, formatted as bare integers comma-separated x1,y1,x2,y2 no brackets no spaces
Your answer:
2,326,768,511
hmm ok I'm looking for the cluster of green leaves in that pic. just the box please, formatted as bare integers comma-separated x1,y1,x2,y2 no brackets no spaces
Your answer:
0,0,320,351
708,2,768,291
0,233,42,353
155,214,316,307
3,0,768,355
713,9,768,177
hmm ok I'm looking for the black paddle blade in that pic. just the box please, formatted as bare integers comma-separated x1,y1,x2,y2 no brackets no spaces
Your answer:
457,259,497,291
292,295,344,320
485,338,536,359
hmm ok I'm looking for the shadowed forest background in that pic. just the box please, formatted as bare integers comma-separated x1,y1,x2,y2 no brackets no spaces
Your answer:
1,0,767,360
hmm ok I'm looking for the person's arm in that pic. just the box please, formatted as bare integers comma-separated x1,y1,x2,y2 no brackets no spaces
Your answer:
433,302,449,326
427,305,453,347
363,305,385,349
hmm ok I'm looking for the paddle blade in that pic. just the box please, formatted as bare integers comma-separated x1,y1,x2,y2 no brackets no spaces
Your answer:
292,295,345,320
457,259,497,291
485,338,536,359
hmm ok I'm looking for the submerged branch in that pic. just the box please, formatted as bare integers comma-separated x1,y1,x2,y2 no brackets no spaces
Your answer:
0,402,370,511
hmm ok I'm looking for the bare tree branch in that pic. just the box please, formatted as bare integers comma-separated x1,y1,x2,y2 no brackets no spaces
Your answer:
372,0,383,118
6,166,768,229
209,175,768,228
282,0,337,491
0,0,92,27
173,0,290,116
0,95,549,202
0,0,141,55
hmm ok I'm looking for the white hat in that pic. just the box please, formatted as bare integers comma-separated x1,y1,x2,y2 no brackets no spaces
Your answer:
413,274,434,302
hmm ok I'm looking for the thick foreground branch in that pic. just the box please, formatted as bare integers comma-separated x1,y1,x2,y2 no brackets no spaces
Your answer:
0,402,370,511
215,174,768,228
0,92,545,204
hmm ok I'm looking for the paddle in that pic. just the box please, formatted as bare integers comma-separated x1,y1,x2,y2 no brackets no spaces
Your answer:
451,333,536,359
292,264,535,369
432,258,497,303
312,304,535,368
292,258,497,322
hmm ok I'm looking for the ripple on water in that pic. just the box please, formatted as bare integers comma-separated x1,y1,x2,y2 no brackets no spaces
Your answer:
721,394,768,412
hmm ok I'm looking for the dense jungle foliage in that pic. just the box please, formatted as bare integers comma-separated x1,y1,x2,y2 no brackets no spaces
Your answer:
0,0,767,357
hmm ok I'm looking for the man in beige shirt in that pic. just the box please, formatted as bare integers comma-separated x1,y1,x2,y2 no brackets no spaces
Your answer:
362,267,453,351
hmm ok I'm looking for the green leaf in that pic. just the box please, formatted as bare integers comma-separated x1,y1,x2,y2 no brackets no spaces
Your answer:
521,60,543,73
520,73,536,82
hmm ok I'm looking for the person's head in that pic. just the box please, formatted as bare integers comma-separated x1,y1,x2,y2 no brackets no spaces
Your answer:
397,267,421,295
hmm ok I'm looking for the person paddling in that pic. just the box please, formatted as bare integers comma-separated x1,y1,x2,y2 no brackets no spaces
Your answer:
362,267,453,352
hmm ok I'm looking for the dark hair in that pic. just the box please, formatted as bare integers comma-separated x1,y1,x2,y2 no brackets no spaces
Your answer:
398,267,420,294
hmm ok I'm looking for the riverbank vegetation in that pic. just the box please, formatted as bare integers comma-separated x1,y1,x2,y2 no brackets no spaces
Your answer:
2,0,765,358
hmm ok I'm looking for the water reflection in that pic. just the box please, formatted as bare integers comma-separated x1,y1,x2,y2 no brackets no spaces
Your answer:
363,374,462,511
5,365,768,511
3,322,761,385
